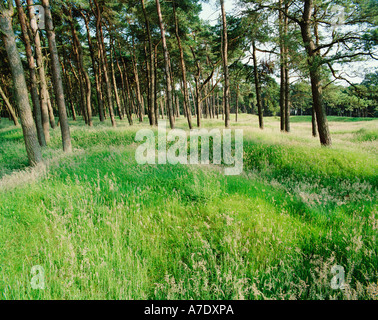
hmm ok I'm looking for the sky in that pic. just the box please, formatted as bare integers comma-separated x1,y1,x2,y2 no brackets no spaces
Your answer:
199,0,377,84
200,0,239,25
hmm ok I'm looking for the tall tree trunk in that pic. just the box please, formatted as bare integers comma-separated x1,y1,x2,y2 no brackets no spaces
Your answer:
68,7,92,126
110,39,123,120
0,3,42,165
300,0,331,146
172,0,192,129
42,0,72,152
115,43,133,125
131,37,144,123
236,84,239,122
93,0,116,127
143,40,152,124
220,0,230,128
154,42,159,122
252,41,264,129
284,2,290,132
82,11,104,122
15,0,46,147
279,0,285,131
141,0,156,126
27,0,51,138
156,0,175,129
60,50,76,121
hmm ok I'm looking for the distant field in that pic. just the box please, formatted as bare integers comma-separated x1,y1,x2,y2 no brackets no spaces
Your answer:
0,115,377,300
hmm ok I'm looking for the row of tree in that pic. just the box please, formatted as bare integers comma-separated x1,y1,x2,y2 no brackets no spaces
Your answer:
0,0,377,166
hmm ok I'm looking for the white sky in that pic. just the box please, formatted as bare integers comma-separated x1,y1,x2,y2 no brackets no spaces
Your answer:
199,0,377,84
200,0,238,25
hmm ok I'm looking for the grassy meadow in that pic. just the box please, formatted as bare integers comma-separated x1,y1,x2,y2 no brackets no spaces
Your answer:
0,114,377,300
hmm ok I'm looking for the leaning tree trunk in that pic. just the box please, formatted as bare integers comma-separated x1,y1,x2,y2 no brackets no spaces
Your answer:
15,0,46,147
0,3,42,165
220,0,230,128
0,84,18,126
300,0,331,146
42,0,72,152
156,0,175,129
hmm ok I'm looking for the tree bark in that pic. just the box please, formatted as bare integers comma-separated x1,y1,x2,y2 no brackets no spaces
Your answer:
82,10,104,122
141,0,156,126
220,0,230,128
42,0,72,152
27,0,51,137
284,2,290,132
93,0,116,127
110,39,123,120
68,7,92,126
15,0,46,146
156,0,175,129
0,2,42,165
300,0,331,146
252,41,264,129
172,0,192,129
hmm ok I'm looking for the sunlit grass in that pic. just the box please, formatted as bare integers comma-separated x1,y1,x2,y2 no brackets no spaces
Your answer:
0,115,377,300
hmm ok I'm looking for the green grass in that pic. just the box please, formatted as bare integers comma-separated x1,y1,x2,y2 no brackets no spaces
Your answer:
0,115,377,300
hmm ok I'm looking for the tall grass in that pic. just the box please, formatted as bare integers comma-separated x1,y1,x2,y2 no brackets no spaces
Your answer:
0,116,377,300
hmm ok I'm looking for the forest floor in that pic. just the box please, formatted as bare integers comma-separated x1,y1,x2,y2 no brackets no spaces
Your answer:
0,114,377,300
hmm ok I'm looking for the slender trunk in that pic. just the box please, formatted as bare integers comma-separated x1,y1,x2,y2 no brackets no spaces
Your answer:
172,1,192,129
42,0,72,152
82,11,104,122
252,41,264,129
154,42,159,123
131,37,144,122
15,0,46,146
217,92,220,119
220,0,230,128
143,41,152,124
93,0,116,127
279,0,285,131
156,0,174,129
284,2,290,132
0,4,42,165
110,39,123,120
236,84,239,122
68,8,92,126
141,0,156,126
60,50,76,121
115,44,132,125
28,0,51,138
